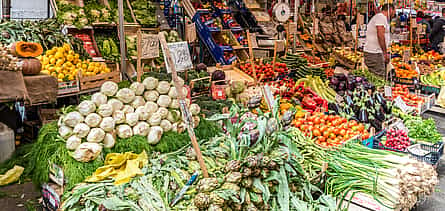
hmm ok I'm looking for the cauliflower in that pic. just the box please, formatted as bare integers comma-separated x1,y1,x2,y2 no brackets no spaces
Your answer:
73,123,90,138
147,126,163,145
144,101,158,113
107,99,124,112
190,104,201,115
135,106,150,120
85,113,102,127
142,77,159,90
168,86,188,99
78,100,96,116
97,104,113,117
116,125,133,139
125,113,139,126
66,135,81,150
169,99,179,109
72,143,102,162
131,96,146,108
91,93,108,107
63,112,84,127
113,110,126,124
101,81,119,96
149,113,162,126
167,110,181,123
103,133,116,149
130,82,145,96
156,81,171,94
116,88,136,103
87,128,105,143
133,122,150,136
157,95,171,108
160,120,172,132
157,107,169,119
59,125,72,139
143,90,159,102
100,117,115,132
122,105,135,114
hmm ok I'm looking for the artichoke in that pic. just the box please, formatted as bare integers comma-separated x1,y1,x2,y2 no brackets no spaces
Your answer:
221,183,240,192
186,205,200,211
247,95,262,109
241,177,253,188
245,155,261,169
266,118,279,134
197,178,220,192
208,204,223,211
281,110,294,126
185,147,197,160
246,203,259,211
225,160,241,172
194,193,210,209
250,193,264,206
225,172,242,184
209,192,225,206
242,168,253,177
261,156,271,167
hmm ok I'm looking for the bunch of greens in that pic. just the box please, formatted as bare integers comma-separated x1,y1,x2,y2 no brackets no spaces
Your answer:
56,0,116,28
95,31,120,62
353,68,388,88
84,0,116,24
108,0,136,23
131,0,158,27
404,118,442,143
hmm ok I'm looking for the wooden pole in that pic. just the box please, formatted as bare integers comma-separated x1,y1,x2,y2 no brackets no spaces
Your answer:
117,0,128,79
136,29,142,82
158,32,209,178
272,41,278,75
246,31,258,84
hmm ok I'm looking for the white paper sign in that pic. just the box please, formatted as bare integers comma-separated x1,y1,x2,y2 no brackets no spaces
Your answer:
384,86,392,97
393,96,411,113
162,41,193,73
141,34,159,59
262,85,274,111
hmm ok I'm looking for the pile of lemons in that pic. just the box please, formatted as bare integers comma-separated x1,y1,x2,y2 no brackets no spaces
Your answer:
38,43,111,82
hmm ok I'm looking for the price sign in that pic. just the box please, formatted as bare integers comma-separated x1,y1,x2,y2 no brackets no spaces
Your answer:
392,120,409,133
275,40,285,52
262,85,274,111
253,49,269,58
384,85,392,97
393,96,411,113
249,33,258,48
141,34,159,59
162,41,193,73
403,49,410,63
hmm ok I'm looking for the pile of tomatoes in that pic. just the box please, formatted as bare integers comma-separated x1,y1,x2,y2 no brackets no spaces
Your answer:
391,85,424,106
239,62,288,82
292,112,370,147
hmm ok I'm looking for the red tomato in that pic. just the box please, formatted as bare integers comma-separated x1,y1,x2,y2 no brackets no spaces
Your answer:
313,129,321,137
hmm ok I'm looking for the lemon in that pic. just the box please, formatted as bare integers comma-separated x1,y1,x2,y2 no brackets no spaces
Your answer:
40,70,50,75
81,64,88,69
50,58,56,65
68,75,75,81
66,55,74,62
56,59,64,67
74,54,80,59
51,72,57,77
55,52,64,59
63,43,71,52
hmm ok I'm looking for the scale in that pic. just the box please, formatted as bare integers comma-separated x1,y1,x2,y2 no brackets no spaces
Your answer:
272,2,291,40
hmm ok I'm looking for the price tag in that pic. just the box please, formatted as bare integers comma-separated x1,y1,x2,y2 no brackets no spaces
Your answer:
141,34,159,59
384,86,392,97
275,40,285,52
288,22,298,34
403,49,410,63
249,33,258,48
253,49,269,58
262,85,274,111
393,96,410,113
392,120,409,133
162,41,193,73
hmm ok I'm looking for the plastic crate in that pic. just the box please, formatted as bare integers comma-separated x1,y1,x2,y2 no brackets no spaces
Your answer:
393,76,416,86
420,84,441,95
407,142,444,165
362,129,414,153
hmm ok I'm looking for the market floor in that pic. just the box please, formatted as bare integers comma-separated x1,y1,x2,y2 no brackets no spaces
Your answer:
2,112,445,211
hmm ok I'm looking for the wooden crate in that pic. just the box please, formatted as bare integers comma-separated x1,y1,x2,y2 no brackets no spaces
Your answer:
67,27,102,58
38,108,59,124
79,63,120,90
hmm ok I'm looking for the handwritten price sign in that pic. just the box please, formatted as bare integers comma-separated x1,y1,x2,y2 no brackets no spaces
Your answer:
162,41,193,73
141,34,159,59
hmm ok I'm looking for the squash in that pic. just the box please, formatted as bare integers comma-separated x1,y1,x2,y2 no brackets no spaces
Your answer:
10,41,43,58
21,58,42,75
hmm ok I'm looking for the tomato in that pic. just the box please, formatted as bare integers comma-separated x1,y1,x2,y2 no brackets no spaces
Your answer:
349,120,358,126
313,118,321,125
339,129,346,137
362,133,370,140
323,131,330,138
307,115,316,122
313,129,321,137
357,124,365,132
318,136,326,143
300,125,308,131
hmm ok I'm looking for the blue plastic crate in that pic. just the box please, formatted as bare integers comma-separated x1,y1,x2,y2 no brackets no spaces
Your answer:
407,142,444,165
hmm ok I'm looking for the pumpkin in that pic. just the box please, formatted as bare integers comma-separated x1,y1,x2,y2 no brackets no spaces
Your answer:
21,58,42,75
11,41,43,58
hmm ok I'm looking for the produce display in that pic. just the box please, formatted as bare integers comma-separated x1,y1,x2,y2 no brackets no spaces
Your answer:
292,112,370,147
130,0,158,27
334,48,362,64
397,113,443,144
392,59,419,79
56,0,115,28
381,128,411,152
95,31,120,62
280,53,327,79
38,43,110,81
391,85,424,106
352,68,388,88
57,77,201,162
239,61,288,82
297,76,336,103
420,69,445,86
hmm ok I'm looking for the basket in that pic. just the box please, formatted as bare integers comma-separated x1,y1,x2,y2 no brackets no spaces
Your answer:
407,142,444,165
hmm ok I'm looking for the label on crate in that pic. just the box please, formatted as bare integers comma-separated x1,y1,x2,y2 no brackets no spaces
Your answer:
392,120,409,134
393,96,412,113
141,34,160,59
162,41,193,73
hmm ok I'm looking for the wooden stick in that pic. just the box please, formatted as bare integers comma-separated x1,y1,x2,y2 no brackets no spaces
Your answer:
158,32,209,178
117,0,128,80
246,31,258,84
136,28,142,82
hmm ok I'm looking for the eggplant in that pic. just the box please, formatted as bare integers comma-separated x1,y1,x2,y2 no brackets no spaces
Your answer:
374,92,386,105
345,95,354,107
358,107,369,123
366,95,375,108
375,105,386,121
328,102,343,115
370,119,382,131
338,81,346,91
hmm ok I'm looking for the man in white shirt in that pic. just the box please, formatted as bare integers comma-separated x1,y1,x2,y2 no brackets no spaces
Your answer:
364,4,395,77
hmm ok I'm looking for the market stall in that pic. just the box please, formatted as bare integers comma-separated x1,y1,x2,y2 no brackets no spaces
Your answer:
0,0,443,211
